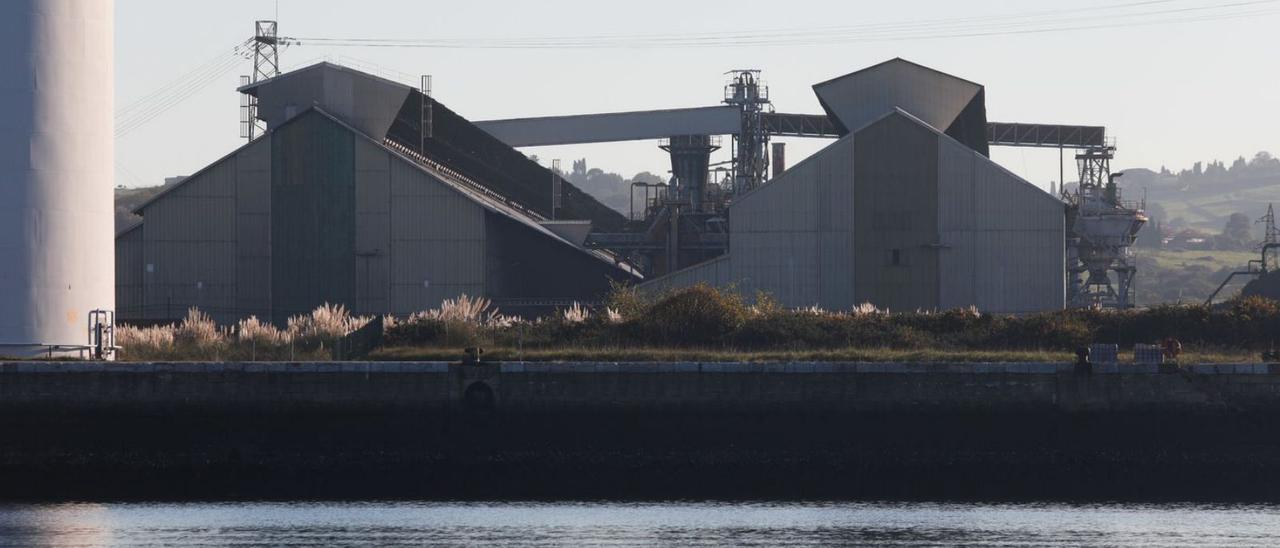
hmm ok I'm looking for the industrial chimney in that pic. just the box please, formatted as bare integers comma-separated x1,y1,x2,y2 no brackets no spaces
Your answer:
0,0,115,357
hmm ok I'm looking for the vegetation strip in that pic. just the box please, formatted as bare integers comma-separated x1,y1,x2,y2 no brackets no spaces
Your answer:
112,285,1277,363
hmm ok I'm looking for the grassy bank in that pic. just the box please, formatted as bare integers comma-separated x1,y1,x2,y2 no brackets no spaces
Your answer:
112,285,1279,363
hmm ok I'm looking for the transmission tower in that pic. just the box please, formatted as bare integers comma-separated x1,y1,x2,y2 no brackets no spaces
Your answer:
1261,203,1279,272
241,21,280,140
1261,204,1278,246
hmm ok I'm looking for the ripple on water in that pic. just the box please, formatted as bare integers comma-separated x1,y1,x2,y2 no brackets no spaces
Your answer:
1,501,1279,547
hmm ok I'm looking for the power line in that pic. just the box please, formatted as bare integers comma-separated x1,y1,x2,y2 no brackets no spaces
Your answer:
116,55,244,137
297,0,1181,45
115,40,269,138
290,0,1276,50
110,0,1275,137
116,39,252,119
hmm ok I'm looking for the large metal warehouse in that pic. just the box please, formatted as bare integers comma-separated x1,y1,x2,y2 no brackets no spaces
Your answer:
115,63,638,324
642,59,1066,313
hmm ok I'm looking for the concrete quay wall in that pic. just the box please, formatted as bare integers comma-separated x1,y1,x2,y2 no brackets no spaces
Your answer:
2,360,1279,411
5,360,1280,501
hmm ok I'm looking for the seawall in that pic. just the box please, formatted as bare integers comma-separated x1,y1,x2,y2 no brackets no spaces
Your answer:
4,361,1280,501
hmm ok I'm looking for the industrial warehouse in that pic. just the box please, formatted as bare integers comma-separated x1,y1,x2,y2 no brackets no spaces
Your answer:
633,60,1066,313
116,62,638,324
114,52,1144,323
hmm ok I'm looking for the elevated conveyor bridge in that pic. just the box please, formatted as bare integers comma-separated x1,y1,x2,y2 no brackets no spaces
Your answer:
476,108,1106,149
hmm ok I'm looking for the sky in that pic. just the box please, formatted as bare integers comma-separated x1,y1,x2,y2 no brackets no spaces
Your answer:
115,0,1280,192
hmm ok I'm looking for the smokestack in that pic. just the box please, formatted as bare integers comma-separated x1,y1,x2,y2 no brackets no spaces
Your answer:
771,142,786,180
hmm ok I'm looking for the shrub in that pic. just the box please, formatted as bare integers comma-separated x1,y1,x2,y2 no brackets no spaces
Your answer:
116,324,176,360
174,308,223,350
1226,296,1280,346
423,294,498,324
287,303,371,345
384,316,448,346
733,311,836,349
562,302,590,324
237,316,290,347
629,284,749,346
383,295,501,347
986,313,1092,350
604,282,651,321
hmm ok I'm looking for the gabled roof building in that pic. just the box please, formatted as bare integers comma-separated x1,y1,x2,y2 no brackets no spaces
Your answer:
643,59,1065,313
116,63,638,324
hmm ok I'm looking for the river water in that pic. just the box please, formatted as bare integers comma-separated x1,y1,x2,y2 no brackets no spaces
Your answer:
1,501,1278,547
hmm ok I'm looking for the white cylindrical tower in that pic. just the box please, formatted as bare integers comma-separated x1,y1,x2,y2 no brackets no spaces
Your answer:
0,0,115,357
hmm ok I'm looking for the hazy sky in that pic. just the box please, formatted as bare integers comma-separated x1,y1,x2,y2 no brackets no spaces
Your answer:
115,0,1279,192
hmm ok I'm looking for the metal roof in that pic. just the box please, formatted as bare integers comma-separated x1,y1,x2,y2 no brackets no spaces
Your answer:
812,57,983,137
236,61,412,96
733,106,1059,208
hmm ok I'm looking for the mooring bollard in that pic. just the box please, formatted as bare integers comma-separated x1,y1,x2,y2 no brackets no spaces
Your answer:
1074,347,1092,374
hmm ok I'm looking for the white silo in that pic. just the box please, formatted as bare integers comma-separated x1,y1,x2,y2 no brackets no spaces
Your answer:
0,0,115,357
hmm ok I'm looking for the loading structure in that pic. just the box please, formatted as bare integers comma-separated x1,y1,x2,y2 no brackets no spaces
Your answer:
1064,145,1147,309
474,58,1122,298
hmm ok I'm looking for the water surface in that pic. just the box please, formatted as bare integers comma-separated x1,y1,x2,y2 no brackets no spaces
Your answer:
2,501,1278,547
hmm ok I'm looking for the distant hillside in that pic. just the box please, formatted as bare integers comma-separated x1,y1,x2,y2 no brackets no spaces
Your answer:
539,157,666,217
1120,151,1280,234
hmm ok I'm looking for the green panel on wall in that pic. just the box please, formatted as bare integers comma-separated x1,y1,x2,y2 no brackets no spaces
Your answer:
271,112,357,324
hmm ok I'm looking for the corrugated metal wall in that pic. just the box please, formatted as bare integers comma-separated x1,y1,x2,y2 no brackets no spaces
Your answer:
386,146,486,315
235,138,272,320
354,138,392,316
126,138,270,324
271,112,357,324
853,113,940,312
138,146,242,323
938,137,1065,313
114,226,143,320
484,213,632,315
631,111,1063,314
637,134,856,309
814,137,857,309
730,141,823,307
638,255,732,294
